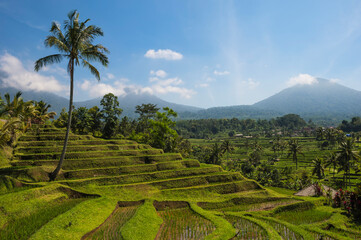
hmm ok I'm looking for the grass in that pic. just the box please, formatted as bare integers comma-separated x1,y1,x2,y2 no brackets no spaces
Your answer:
274,209,333,225
120,199,163,240
30,197,118,240
83,201,142,240
0,198,84,240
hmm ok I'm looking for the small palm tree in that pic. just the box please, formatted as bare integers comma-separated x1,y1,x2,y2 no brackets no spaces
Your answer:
287,139,304,169
34,10,109,180
34,101,56,124
221,139,234,161
312,157,325,179
337,138,360,189
325,152,338,179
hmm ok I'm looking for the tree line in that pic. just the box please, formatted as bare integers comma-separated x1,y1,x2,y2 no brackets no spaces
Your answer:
176,113,308,139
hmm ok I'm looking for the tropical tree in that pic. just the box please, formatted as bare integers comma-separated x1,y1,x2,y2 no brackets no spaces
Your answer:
221,139,234,161
0,118,22,146
100,93,122,138
34,10,109,180
337,138,360,189
207,143,223,165
135,103,159,133
87,106,103,136
325,152,338,179
33,101,56,124
312,157,325,179
287,139,304,169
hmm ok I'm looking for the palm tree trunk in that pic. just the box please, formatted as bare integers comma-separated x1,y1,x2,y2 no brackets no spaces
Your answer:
50,59,74,181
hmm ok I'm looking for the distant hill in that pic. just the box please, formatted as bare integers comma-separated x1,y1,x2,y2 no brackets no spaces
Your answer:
75,93,203,119
0,87,202,119
252,78,361,122
253,78,361,115
2,78,361,124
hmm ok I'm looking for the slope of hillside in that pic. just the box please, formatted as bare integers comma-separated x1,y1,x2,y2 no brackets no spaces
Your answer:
253,78,361,115
1,125,358,240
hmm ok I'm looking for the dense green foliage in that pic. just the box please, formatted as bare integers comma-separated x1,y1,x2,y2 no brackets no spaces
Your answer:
176,114,309,139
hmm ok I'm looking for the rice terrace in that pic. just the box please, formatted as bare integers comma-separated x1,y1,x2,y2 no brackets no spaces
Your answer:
1,1,361,240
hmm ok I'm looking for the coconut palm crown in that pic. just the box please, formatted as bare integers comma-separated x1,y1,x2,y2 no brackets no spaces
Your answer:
34,10,109,180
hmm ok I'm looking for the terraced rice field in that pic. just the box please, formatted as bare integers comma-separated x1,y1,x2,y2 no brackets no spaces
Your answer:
1,124,360,240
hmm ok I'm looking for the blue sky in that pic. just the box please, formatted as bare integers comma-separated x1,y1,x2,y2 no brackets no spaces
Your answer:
1,0,361,108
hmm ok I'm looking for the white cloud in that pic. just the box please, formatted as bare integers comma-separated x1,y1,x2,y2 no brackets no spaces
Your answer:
41,65,68,78
214,70,230,76
81,75,195,99
150,69,167,78
106,73,115,80
145,49,183,60
196,83,209,88
242,78,260,89
149,77,183,86
0,53,66,92
287,74,318,86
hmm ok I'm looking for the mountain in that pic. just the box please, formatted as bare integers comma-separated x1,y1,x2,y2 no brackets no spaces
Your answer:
178,78,361,123
2,78,361,124
253,78,361,114
0,87,202,119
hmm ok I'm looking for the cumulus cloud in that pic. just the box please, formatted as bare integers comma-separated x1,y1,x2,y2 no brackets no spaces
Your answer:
242,78,260,89
145,49,183,60
81,75,195,99
0,53,66,92
150,69,167,78
214,70,230,76
287,74,318,86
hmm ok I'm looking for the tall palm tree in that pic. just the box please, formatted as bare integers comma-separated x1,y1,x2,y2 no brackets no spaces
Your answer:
287,139,304,169
337,138,360,189
34,10,109,180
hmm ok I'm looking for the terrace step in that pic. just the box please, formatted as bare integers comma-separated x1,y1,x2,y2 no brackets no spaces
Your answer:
15,144,152,154
62,160,200,180
11,153,183,169
18,134,89,141
14,149,164,161
96,172,242,190
159,180,261,195
16,139,137,147
58,166,225,187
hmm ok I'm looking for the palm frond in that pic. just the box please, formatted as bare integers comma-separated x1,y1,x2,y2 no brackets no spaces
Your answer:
34,54,64,72
81,45,109,66
45,36,69,53
81,59,100,80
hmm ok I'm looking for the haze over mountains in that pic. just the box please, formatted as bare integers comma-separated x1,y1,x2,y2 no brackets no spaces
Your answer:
1,78,361,124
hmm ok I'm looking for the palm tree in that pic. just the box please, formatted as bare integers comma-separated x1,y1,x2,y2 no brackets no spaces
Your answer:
325,152,338,179
0,92,34,143
34,10,109,180
287,139,304,169
221,139,234,161
209,143,223,165
34,101,56,124
337,138,360,189
312,157,325,179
